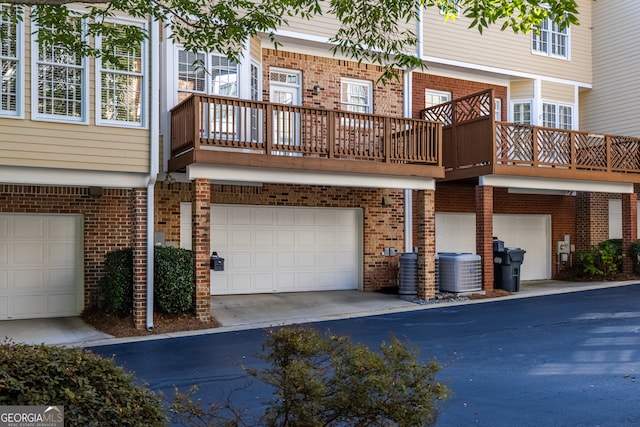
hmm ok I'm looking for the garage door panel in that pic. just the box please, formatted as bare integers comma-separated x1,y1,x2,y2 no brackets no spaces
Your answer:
211,205,361,295
48,293,77,315
14,217,45,238
230,208,251,225
50,269,75,288
13,295,44,318
0,296,6,317
14,270,44,290
231,230,251,247
15,244,44,265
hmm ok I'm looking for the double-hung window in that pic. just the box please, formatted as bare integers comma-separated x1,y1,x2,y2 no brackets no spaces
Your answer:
543,101,573,130
177,49,238,97
512,101,532,125
532,17,569,59
341,78,372,113
0,5,20,116
97,21,145,127
33,16,87,122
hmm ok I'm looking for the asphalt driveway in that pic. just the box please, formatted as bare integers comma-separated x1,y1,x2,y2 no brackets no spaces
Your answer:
92,284,640,426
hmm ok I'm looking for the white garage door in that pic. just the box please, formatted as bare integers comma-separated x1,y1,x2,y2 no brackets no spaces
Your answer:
210,205,362,295
0,214,83,320
435,213,551,281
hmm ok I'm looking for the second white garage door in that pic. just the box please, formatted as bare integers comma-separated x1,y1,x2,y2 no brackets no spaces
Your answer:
435,213,551,281
210,205,362,295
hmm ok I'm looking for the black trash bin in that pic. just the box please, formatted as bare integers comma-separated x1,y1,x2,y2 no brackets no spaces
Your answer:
494,248,526,292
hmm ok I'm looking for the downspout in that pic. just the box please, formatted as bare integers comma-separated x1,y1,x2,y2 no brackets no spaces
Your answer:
147,16,160,331
403,1,423,253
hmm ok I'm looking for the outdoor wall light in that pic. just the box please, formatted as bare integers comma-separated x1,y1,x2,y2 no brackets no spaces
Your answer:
381,196,393,207
312,85,323,95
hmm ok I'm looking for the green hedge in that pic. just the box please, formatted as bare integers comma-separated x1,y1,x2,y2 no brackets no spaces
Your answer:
0,341,166,427
154,246,195,314
100,248,133,315
100,246,195,315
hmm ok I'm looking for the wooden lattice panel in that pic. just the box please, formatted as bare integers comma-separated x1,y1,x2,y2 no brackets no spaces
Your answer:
611,136,640,171
575,133,606,169
536,129,570,166
421,103,452,125
455,92,491,122
495,124,533,163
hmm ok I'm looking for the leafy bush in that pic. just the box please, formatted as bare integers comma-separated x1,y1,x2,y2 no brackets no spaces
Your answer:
100,248,133,315
154,246,195,314
251,326,448,426
578,239,624,279
630,240,640,274
0,341,166,427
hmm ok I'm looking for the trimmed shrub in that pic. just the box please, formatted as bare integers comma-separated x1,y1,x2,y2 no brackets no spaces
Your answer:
154,246,195,314
0,341,166,427
100,248,133,315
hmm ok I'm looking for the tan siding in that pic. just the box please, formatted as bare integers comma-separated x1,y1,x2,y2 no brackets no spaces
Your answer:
250,37,261,61
6,13,150,173
580,0,640,137
510,81,534,99
542,81,575,103
422,0,592,84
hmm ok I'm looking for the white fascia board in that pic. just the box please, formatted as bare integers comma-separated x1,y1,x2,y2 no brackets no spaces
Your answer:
479,175,634,194
0,166,149,188
187,164,436,190
422,55,592,89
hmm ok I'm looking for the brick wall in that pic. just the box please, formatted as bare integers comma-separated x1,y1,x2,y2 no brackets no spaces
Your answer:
431,182,576,278
0,185,135,308
261,49,404,117
154,182,407,292
411,73,508,120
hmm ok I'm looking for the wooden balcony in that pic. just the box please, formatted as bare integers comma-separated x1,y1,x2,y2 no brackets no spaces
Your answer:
421,90,640,183
169,95,444,179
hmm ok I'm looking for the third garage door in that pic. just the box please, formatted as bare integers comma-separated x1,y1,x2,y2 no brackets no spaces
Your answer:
210,205,362,295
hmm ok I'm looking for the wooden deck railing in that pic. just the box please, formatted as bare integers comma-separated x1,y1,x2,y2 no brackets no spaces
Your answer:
420,89,640,181
170,94,442,170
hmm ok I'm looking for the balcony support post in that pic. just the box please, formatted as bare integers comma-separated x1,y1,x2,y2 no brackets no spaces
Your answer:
476,185,494,292
622,191,638,274
415,189,436,300
193,178,211,321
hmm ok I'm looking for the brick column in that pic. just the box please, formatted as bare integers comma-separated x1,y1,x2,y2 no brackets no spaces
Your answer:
193,179,211,321
622,192,638,274
415,189,436,300
476,185,494,291
132,188,147,330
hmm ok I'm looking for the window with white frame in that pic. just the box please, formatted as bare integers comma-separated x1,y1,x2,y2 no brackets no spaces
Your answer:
494,98,502,121
177,49,238,97
0,5,20,116
532,17,569,59
425,89,451,108
97,21,145,126
34,16,86,122
512,101,532,124
543,101,573,129
341,78,372,113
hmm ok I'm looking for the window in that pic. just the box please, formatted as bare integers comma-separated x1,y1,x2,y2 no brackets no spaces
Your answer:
33,16,87,122
512,101,532,124
97,21,145,126
177,49,238,97
532,17,569,59
543,101,573,130
0,5,20,116
341,78,372,113
425,89,451,108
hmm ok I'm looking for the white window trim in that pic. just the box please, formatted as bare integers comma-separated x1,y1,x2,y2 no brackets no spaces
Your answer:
95,18,148,128
425,89,451,108
510,100,533,124
0,5,24,118
494,98,502,122
531,17,571,60
31,12,89,124
340,77,373,114
176,47,241,98
542,100,575,130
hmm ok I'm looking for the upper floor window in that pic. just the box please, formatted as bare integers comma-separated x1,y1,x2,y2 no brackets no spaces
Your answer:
532,17,569,59
425,89,451,108
0,5,20,116
177,49,238,97
512,101,532,125
543,101,573,130
494,98,502,121
97,21,145,127
33,16,87,122
341,78,372,113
